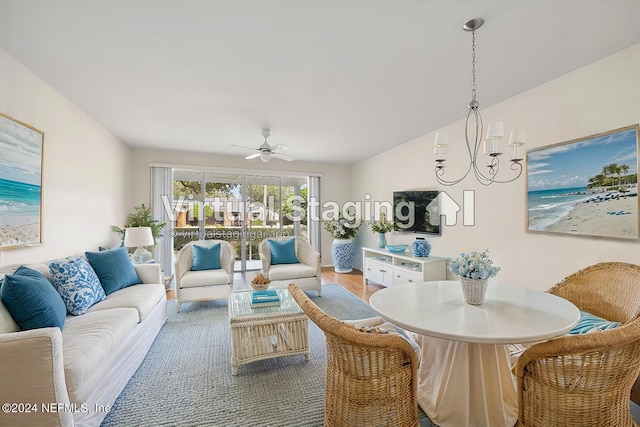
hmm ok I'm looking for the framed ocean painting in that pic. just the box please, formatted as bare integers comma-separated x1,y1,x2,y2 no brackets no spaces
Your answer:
0,113,44,249
527,125,639,240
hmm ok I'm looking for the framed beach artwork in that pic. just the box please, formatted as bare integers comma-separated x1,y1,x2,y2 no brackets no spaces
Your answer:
0,113,44,249
527,125,639,240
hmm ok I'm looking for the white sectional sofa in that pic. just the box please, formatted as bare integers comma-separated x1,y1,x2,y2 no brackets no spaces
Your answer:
0,259,167,427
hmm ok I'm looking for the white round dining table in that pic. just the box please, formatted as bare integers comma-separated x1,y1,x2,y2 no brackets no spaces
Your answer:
369,280,580,427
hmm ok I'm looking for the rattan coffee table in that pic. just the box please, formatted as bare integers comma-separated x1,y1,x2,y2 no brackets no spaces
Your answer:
228,288,310,375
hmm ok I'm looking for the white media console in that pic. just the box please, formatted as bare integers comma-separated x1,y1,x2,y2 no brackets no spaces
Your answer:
362,246,448,287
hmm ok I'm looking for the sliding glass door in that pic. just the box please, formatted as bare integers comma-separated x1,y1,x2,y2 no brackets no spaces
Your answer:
172,169,308,272
244,175,308,270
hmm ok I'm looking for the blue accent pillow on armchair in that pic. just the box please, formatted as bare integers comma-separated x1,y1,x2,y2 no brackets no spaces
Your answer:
191,243,221,271
1,266,67,330
85,247,142,295
268,239,299,265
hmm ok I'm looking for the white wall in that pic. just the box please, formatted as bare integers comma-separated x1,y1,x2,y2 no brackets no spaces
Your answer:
352,44,640,290
3,40,636,284
129,147,351,266
0,49,132,266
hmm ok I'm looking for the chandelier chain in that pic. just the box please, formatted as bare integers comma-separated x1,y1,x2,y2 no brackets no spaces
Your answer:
471,30,477,102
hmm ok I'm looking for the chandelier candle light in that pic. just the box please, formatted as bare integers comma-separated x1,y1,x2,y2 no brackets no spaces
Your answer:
434,18,526,186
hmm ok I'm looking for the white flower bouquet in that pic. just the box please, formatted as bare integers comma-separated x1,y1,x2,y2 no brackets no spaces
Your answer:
370,213,394,234
323,214,362,239
448,249,500,280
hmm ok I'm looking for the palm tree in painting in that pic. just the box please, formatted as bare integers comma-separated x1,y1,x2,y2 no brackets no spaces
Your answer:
588,163,634,190
620,164,630,188
587,174,606,190
602,163,621,187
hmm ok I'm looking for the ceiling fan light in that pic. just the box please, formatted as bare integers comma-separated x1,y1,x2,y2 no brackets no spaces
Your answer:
260,152,271,162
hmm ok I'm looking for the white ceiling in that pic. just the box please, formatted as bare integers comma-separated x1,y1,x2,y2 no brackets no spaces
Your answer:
2,1,640,165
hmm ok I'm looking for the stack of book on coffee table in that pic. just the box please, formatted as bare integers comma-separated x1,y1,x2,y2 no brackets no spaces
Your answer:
250,290,281,308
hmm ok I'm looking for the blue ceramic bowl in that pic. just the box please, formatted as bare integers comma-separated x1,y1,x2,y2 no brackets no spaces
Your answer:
386,245,408,253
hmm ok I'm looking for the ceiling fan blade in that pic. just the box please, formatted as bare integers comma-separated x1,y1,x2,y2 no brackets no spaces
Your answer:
270,144,289,152
236,129,292,162
272,152,295,161
232,144,258,151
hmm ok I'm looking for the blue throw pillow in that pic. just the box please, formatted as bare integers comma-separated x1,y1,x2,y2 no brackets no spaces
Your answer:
99,242,124,251
268,239,299,265
85,247,142,295
49,257,107,315
568,310,621,335
1,266,66,330
191,243,221,271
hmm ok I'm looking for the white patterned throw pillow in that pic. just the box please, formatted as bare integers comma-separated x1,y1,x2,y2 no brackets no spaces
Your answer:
49,257,106,315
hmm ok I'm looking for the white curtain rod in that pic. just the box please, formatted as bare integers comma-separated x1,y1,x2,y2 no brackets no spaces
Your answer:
147,162,322,178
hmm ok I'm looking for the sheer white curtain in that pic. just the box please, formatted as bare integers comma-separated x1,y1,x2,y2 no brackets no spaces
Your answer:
151,166,174,277
308,175,321,254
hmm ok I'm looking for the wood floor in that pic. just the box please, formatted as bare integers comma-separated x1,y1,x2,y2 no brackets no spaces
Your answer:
166,267,384,304
319,267,384,303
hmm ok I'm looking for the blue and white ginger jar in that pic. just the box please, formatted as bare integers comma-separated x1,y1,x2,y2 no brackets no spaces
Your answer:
332,238,356,273
411,239,431,257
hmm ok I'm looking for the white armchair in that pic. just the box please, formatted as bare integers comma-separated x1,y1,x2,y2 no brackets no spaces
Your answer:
174,240,235,312
259,236,321,296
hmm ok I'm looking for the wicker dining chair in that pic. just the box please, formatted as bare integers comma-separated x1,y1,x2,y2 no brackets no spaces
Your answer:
288,284,420,427
514,315,640,426
547,262,640,404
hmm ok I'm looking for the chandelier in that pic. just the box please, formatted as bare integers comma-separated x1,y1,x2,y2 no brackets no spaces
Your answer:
434,18,526,186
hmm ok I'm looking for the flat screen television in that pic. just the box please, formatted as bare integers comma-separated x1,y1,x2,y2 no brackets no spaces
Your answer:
392,190,440,235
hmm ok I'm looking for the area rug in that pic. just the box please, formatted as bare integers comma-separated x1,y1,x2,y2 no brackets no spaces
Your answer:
101,284,434,426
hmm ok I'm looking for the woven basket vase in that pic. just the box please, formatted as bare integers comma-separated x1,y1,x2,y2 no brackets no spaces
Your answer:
250,281,270,291
460,277,488,305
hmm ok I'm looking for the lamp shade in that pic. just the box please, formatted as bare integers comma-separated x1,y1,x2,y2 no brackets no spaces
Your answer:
485,122,504,140
124,227,154,247
434,131,449,147
260,152,271,162
508,129,527,146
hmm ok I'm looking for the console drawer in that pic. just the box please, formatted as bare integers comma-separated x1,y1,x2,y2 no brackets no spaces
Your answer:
364,259,393,287
394,268,422,285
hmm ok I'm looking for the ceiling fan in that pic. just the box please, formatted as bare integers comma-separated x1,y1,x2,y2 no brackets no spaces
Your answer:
233,128,295,162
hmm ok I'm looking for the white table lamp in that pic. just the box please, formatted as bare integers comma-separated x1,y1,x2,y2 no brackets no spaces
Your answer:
124,227,155,263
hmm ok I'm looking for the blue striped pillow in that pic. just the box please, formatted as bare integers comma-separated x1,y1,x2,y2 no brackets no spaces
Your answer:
568,310,620,335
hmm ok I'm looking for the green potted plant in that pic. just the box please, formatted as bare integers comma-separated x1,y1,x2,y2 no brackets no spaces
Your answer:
369,212,394,248
112,203,166,244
